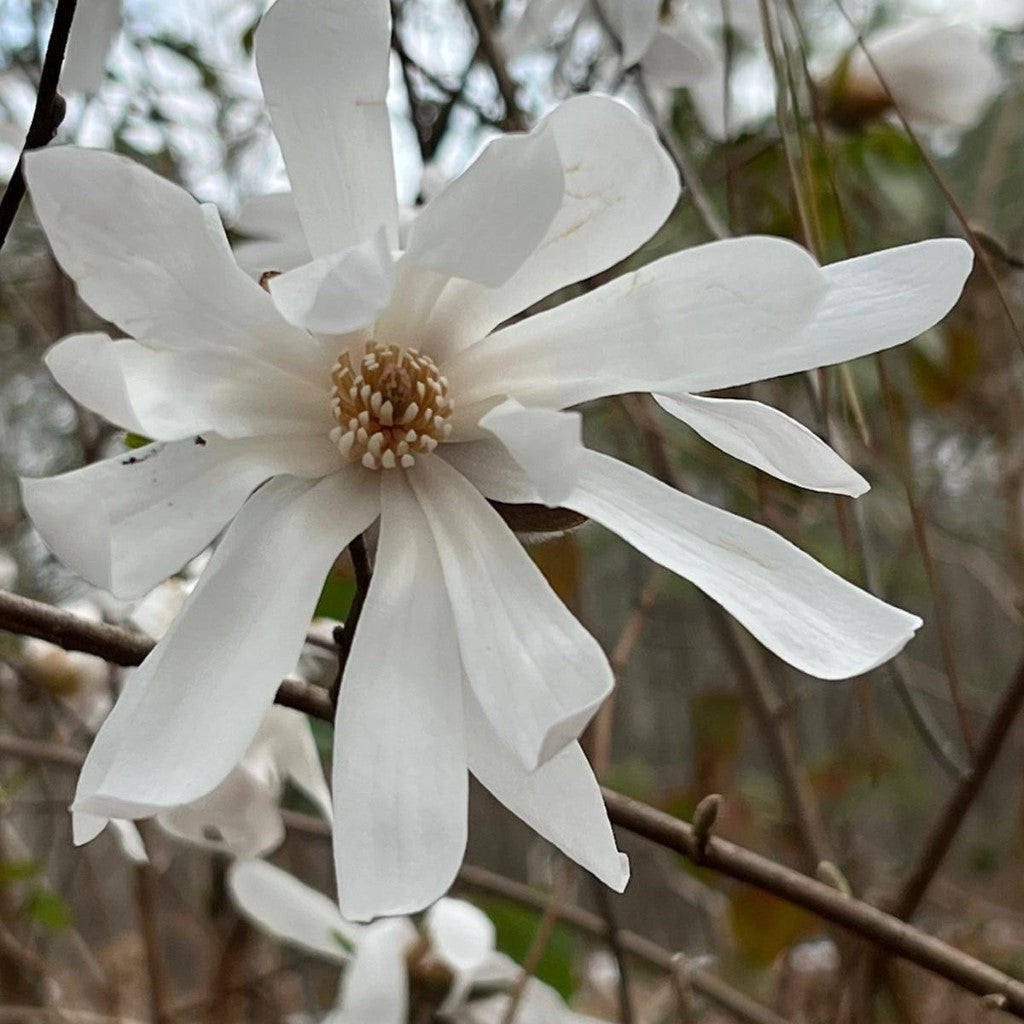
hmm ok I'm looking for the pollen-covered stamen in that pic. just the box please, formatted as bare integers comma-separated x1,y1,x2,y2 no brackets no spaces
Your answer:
329,342,454,470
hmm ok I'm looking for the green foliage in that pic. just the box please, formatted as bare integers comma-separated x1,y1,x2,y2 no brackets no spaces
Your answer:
23,887,72,931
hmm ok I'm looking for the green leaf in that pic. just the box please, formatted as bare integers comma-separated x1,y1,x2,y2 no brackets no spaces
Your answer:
0,859,40,884
124,432,153,450
480,899,576,1000
24,888,72,931
315,576,356,621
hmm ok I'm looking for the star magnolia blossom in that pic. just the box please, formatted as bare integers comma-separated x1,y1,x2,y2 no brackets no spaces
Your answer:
828,20,1002,130
228,859,603,1024
22,0,971,920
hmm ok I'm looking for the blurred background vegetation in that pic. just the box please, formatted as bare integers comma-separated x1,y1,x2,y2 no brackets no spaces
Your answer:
3,0,1024,1021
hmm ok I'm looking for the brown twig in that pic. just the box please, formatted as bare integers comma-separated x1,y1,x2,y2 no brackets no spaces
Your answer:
462,0,526,130
590,876,635,1024
891,655,1024,921
7,597,1024,1013
329,534,372,710
0,0,77,252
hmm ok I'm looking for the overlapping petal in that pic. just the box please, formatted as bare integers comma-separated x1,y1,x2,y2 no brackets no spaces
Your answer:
334,918,417,1024
333,473,467,921
565,452,921,679
73,469,380,824
23,147,324,379
422,95,678,357
596,0,660,66
255,0,399,257
411,456,612,771
21,433,341,599
406,126,564,289
465,691,628,892
61,0,121,94
228,859,361,962
654,393,869,496
446,235,826,432
641,9,720,89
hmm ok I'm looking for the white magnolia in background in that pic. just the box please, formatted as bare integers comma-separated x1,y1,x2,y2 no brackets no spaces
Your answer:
229,859,604,1024
827,19,1002,131
22,0,970,920
61,0,123,94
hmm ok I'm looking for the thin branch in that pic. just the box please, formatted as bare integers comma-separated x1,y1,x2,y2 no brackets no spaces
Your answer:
0,0,77,252
891,655,1024,921
601,788,1024,1015
7,596,1024,1013
590,877,635,1024
462,0,526,130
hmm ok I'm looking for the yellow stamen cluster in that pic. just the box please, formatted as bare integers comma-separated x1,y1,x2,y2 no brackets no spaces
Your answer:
329,342,453,470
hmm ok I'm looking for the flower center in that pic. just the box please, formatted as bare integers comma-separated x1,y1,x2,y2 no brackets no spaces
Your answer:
329,342,453,470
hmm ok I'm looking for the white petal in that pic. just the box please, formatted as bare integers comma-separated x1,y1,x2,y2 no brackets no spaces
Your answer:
258,706,333,824
227,859,359,962
107,338,332,440
255,0,399,257
333,472,467,922
337,919,418,1024
269,228,395,335
439,440,536,504
43,332,145,434
465,979,608,1024
409,456,612,770
157,768,285,859
23,147,323,379
426,898,497,1016
406,126,563,289
446,236,825,432
424,95,678,357
107,819,148,865
690,239,972,392
72,469,380,822
21,433,341,599
641,11,719,89
478,399,583,507
596,0,660,66
232,192,311,278
565,452,921,679
466,691,628,891
849,20,1001,129
61,0,121,94
654,393,869,496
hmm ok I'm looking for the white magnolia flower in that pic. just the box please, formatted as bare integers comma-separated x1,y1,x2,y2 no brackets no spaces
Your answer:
0,550,17,590
61,0,122,95
827,20,1002,130
22,0,970,920
228,859,601,1024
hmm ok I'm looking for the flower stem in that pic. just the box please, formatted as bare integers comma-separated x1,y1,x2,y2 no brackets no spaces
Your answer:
330,533,373,710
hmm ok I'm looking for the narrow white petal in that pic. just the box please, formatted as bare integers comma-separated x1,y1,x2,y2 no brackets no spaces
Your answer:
693,239,971,392
72,469,380,822
655,393,869,496
478,398,583,507
438,440,536,504
426,898,497,1016
466,691,628,891
109,339,333,441
260,706,333,824
227,859,360,962
21,434,341,600
447,236,825,432
406,126,563,289
23,147,323,378
641,11,719,88
255,0,399,257
333,472,467,922
61,0,121,94
596,0,660,66
107,819,148,865
409,456,612,771
337,919,418,1024
157,769,285,859
424,95,678,357
43,332,145,435
565,452,921,679
269,228,395,335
